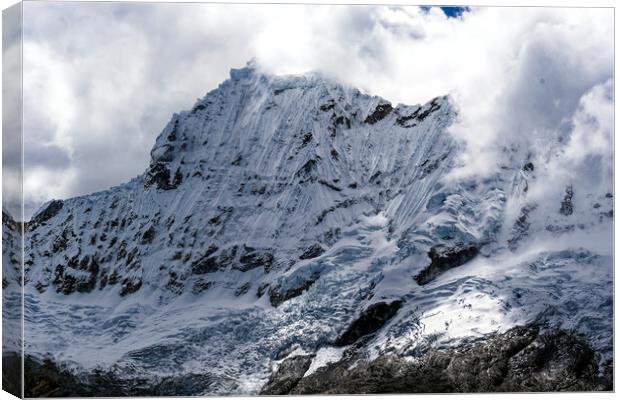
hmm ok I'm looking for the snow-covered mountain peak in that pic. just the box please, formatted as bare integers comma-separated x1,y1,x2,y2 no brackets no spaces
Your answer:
6,62,612,395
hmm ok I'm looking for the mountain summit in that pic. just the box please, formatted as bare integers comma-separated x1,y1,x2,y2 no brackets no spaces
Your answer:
4,62,612,395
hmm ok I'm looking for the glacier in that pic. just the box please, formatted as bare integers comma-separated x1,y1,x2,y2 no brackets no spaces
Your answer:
2,61,613,395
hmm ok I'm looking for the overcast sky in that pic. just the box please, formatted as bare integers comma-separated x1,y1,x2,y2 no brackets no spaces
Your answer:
6,3,614,218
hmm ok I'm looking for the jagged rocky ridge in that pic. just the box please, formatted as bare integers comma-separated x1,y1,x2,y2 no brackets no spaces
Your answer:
3,62,613,395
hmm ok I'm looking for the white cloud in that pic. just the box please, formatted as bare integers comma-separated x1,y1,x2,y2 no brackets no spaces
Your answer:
528,79,614,204
19,3,613,218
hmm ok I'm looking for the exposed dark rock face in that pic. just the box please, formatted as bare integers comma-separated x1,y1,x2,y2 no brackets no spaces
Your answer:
318,179,342,191
508,204,537,251
397,98,442,127
234,282,251,296
192,279,213,294
415,245,479,285
268,272,321,307
300,132,313,147
141,226,156,244
319,101,335,111
417,154,449,179
260,354,315,395
145,163,171,190
52,255,100,295
190,245,224,274
295,158,320,184
333,114,351,130
364,102,393,124
29,200,64,228
119,277,142,297
190,245,273,275
315,199,356,225
261,325,611,394
236,245,274,272
144,162,182,190
2,353,22,398
335,301,404,346
165,271,184,294
559,186,574,216
191,255,220,274
10,353,237,397
299,243,325,260
523,161,535,172
395,108,420,127
415,97,442,122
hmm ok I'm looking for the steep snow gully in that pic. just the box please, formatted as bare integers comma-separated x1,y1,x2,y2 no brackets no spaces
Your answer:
2,62,613,395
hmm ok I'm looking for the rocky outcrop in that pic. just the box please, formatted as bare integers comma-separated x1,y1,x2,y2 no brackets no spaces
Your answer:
299,243,325,260
335,301,403,346
144,163,182,190
9,353,237,397
236,245,274,272
261,325,611,394
260,354,315,395
508,204,537,251
364,102,393,124
28,200,63,229
294,158,320,184
395,97,442,127
190,245,274,275
191,245,229,274
415,245,479,285
559,186,574,216
268,272,321,307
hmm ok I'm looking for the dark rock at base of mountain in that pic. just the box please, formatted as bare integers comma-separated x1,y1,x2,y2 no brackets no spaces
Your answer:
2,353,22,397
335,300,403,346
299,243,325,260
268,272,321,307
260,354,315,395
13,353,238,397
415,244,479,285
262,325,611,394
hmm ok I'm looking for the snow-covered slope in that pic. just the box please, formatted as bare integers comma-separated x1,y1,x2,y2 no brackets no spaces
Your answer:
10,62,612,395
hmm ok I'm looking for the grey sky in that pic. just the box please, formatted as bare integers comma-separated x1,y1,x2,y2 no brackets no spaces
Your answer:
10,3,614,219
